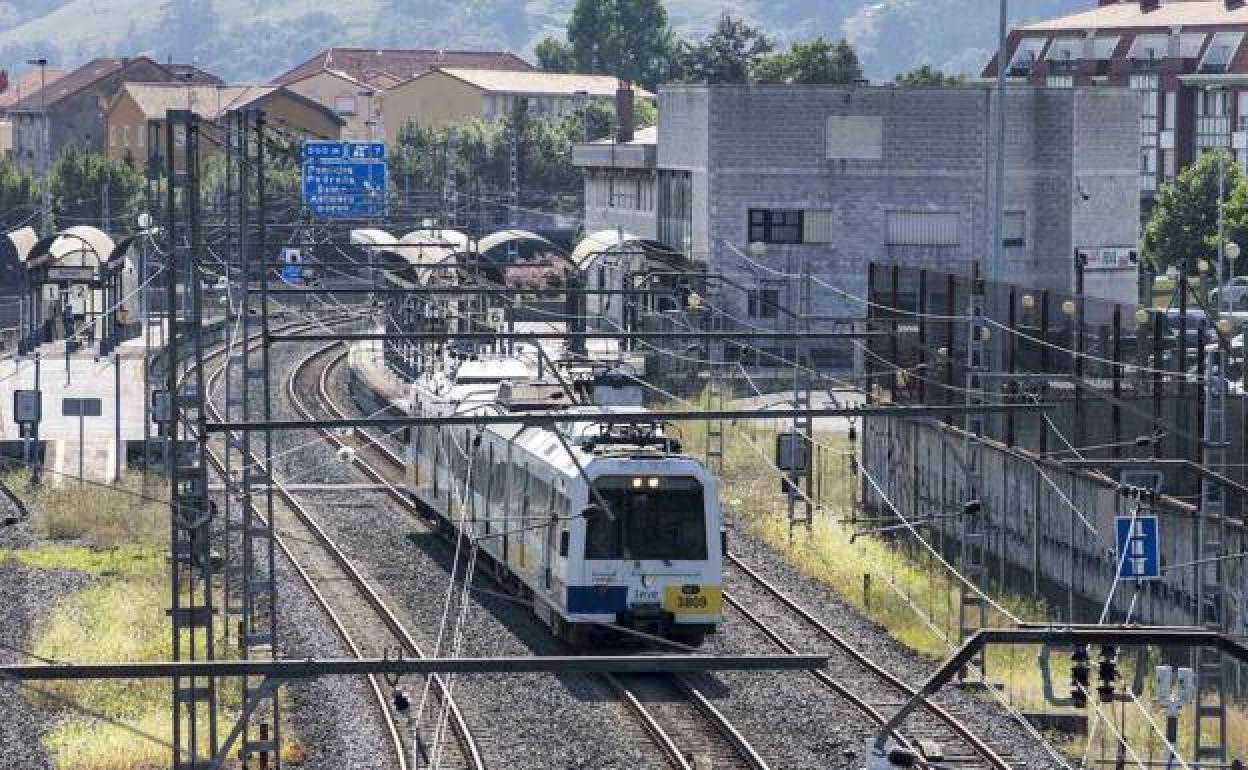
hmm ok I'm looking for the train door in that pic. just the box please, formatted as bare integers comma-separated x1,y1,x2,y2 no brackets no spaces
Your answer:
484,444,494,537
542,483,557,590
432,427,441,499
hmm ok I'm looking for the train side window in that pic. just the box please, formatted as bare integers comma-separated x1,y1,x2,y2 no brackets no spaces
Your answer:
559,530,569,558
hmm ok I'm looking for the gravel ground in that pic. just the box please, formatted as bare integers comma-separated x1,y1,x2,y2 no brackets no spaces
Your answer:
307,338,1066,770
694,606,876,770
274,547,395,770
728,529,1067,770
0,512,96,770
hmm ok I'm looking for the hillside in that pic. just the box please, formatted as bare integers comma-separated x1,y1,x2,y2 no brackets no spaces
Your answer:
0,0,1091,84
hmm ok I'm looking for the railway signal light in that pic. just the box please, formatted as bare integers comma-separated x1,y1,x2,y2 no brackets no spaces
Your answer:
1097,645,1118,703
1071,645,1090,708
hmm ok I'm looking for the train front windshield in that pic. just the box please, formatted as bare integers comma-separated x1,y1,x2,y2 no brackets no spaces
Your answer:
586,476,707,561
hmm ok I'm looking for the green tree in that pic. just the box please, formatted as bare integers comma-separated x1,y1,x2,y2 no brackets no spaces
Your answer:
1144,151,1248,273
894,64,965,87
677,12,774,85
47,143,143,233
0,162,38,231
562,0,676,89
754,37,862,85
535,36,576,73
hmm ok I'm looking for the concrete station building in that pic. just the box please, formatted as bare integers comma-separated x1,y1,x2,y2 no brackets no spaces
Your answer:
574,84,1141,331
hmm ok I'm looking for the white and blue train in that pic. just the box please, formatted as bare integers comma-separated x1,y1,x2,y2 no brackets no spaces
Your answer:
404,356,723,647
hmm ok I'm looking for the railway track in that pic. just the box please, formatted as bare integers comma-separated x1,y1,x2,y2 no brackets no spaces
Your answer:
184,315,487,770
292,342,774,770
722,555,1015,770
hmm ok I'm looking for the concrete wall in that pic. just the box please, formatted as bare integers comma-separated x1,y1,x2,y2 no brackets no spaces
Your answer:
285,71,375,141
383,70,484,142
582,169,658,239
680,85,1140,327
863,415,1247,629
657,88,710,256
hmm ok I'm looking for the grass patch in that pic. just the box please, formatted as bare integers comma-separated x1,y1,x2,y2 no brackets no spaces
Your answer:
8,472,302,768
7,472,168,548
672,397,1248,763
2,543,163,578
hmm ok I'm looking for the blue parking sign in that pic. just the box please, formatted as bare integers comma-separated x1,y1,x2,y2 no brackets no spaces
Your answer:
1115,515,1160,580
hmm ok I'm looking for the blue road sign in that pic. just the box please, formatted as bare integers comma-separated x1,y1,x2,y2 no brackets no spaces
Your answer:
1115,515,1160,580
302,140,387,219
302,140,385,161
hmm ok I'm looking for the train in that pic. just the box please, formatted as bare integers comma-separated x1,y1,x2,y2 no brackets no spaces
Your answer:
402,352,723,647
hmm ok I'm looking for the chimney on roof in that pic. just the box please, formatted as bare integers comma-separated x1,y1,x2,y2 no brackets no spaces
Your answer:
615,79,634,144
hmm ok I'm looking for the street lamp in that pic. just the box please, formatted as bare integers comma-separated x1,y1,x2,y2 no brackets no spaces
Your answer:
26,57,49,237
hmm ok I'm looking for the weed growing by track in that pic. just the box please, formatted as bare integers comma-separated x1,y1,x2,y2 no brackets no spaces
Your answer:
673,400,1248,764
0,473,306,768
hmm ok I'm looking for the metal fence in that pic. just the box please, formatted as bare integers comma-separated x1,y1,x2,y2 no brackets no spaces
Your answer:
865,262,1245,507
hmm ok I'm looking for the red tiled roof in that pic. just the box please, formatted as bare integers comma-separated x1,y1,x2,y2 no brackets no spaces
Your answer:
9,56,170,112
273,48,534,86
0,68,67,110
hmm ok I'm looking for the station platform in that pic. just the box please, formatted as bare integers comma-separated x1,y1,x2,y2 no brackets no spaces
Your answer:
0,327,161,483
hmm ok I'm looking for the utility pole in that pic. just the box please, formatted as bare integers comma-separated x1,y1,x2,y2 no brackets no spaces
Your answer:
163,107,221,770
959,264,989,680
26,57,50,236
101,182,110,232
991,0,1007,286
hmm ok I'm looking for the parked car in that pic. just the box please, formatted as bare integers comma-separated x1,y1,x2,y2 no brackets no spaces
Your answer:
1210,277,1248,309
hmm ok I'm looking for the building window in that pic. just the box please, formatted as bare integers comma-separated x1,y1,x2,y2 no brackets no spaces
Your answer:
886,210,959,247
1127,34,1168,67
334,96,357,116
1196,88,1232,155
748,209,803,244
136,124,144,148
1003,211,1026,248
610,176,640,209
1199,32,1245,74
109,125,118,147
1131,74,1159,192
658,171,692,253
1008,38,1047,76
747,288,780,319
1046,75,1074,89
122,125,130,147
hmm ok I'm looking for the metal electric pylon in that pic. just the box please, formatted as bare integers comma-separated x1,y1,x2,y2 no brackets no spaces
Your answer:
507,115,520,261
164,109,220,769
1194,346,1229,768
958,271,989,680
236,109,282,767
787,262,814,542
704,375,725,476
444,128,459,229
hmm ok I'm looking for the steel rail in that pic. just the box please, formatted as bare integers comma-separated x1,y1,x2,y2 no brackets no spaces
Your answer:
284,342,487,770
307,347,774,770
181,314,411,770
726,554,1012,770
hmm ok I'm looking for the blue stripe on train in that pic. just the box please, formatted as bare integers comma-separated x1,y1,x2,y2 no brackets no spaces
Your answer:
566,585,628,614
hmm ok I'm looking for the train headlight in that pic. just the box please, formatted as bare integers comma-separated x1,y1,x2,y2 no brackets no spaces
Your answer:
647,478,660,489
632,477,643,489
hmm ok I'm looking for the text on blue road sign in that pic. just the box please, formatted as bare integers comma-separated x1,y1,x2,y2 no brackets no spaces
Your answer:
1115,515,1160,580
